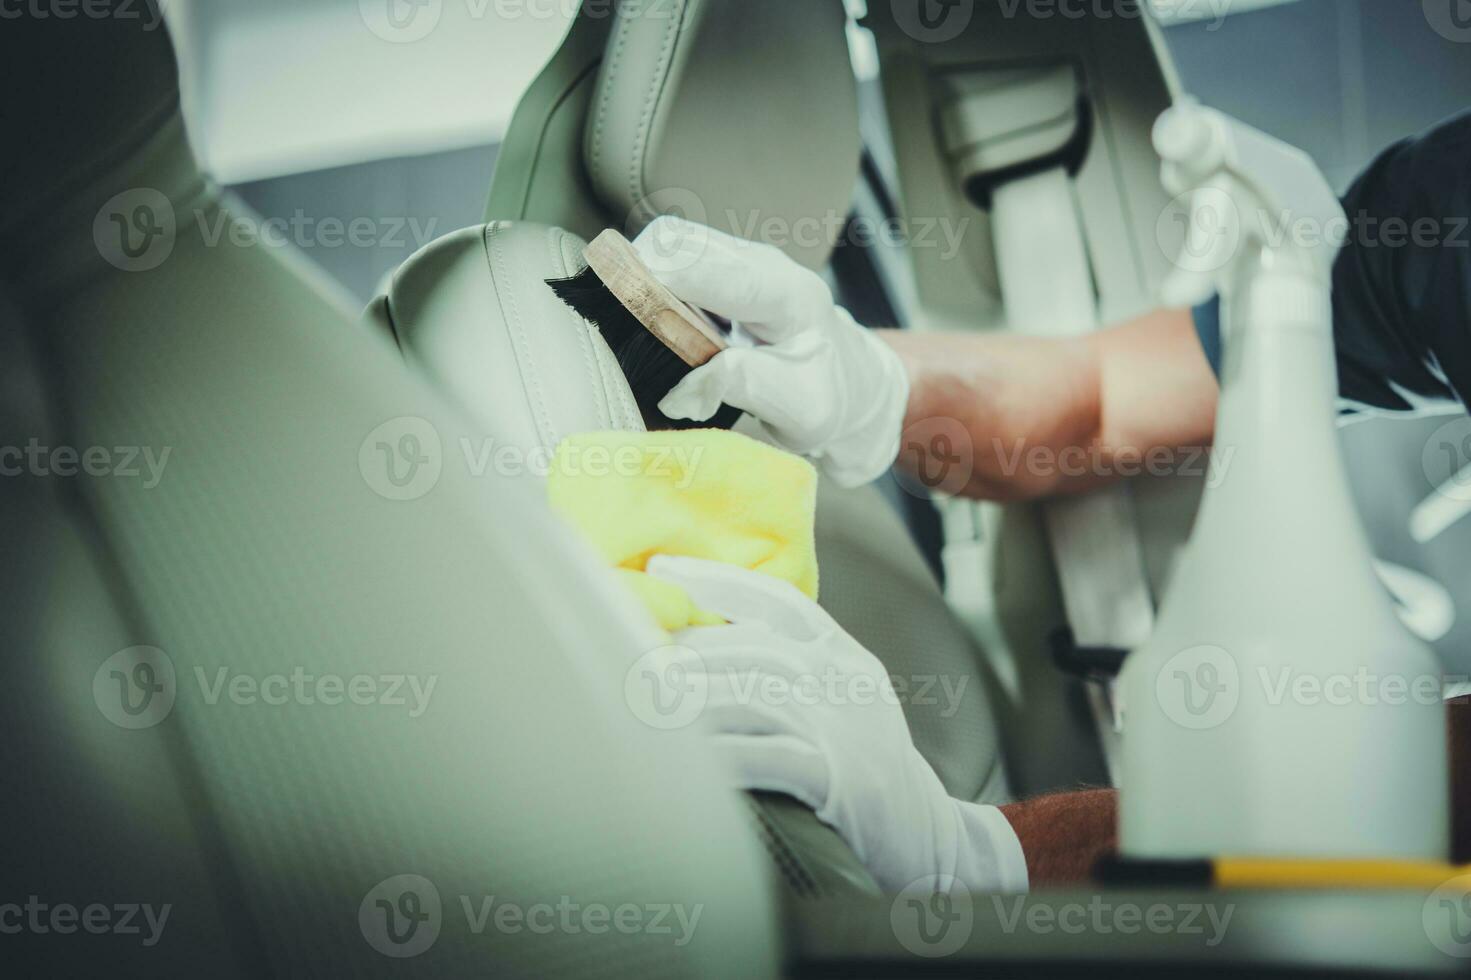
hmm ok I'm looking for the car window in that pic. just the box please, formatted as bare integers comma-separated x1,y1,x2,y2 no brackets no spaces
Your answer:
168,0,575,184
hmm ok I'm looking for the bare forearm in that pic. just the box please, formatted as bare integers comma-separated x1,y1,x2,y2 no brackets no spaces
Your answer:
879,308,1219,502
1000,789,1118,887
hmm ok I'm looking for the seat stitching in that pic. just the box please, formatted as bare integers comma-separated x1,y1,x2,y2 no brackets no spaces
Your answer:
588,1,634,178
485,223,558,450
588,301,644,431
549,226,613,429
608,344,643,431
599,323,643,431
561,233,641,430
628,0,689,222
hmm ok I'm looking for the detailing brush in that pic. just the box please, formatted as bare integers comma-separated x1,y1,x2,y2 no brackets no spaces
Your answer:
547,229,743,431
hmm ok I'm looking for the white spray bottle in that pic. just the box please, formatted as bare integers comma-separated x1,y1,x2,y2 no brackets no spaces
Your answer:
1117,103,1448,862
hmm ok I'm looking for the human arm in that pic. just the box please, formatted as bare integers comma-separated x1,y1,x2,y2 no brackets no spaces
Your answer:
999,789,1117,887
882,306,1219,501
636,218,1218,500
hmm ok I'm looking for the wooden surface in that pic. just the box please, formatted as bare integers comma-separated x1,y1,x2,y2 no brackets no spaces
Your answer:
583,229,728,367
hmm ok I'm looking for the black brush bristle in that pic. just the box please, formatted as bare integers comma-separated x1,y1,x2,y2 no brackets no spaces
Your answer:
547,266,742,431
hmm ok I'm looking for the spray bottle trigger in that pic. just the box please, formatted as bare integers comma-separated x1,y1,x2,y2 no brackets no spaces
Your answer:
1160,176,1244,309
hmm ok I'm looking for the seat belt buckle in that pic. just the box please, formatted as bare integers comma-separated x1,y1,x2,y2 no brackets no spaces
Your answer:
1049,626,1128,680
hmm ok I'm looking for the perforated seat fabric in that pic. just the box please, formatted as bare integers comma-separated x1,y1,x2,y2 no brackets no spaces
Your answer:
0,9,776,976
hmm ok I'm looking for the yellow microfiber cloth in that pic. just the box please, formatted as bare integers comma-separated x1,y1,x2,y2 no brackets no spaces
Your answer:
547,429,819,630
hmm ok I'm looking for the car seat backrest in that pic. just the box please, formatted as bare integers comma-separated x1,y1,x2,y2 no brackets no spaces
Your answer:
473,0,1016,808
380,221,645,455
0,9,776,976
488,0,1016,794
491,0,861,271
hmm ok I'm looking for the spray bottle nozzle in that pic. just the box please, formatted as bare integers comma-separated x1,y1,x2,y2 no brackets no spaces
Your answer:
1153,101,1346,310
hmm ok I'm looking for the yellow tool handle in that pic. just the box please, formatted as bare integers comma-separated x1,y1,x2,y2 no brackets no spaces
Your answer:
1216,859,1471,891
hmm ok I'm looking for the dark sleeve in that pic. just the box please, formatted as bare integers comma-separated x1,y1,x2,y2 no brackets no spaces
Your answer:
1332,109,1471,411
1192,296,1222,378
1190,110,1471,411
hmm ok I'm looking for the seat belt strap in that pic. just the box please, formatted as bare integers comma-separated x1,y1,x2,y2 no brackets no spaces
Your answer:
989,167,1157,656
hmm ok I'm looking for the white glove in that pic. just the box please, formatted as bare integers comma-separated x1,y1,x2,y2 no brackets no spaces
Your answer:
646,555,1029,895
631,216,911,489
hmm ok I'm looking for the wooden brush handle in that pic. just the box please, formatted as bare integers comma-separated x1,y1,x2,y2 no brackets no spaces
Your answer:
583,229,729,368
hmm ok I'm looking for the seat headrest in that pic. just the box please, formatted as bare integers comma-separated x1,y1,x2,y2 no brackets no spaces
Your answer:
0,1,183,242
583,0,860,270
0,2,204,305
376,221,645,462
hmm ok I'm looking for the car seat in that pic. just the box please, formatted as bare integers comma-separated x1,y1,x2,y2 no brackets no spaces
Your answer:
0,7,777,975
376,0,1016,818
476,0,1200,798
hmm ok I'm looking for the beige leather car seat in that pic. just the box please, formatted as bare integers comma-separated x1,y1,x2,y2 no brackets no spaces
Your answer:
373,212,1012,816
476,0,1015,809
375,220,880,897
0,8,777,975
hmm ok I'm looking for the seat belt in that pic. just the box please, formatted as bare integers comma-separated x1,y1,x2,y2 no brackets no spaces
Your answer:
933,67,1157,779
990,167,1157,654
990,168,1154,779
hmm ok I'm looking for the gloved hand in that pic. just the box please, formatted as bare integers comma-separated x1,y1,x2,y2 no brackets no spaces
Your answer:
646,555,1029,895
631,216,911,489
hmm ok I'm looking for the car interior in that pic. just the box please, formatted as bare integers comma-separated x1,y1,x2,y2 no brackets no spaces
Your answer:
4,0,1471,976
